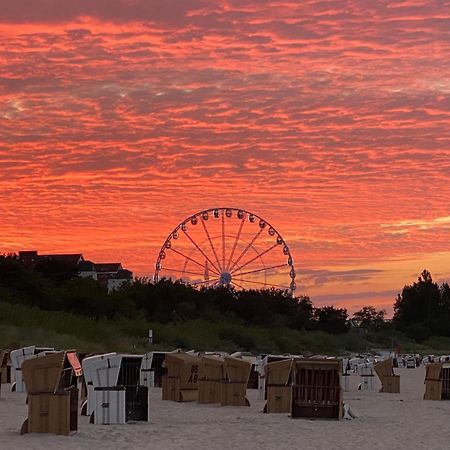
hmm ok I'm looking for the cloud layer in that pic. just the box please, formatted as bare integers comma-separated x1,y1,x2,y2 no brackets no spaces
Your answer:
1,0,449,313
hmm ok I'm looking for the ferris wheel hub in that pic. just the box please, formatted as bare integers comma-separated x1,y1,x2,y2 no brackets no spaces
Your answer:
219,271,232,286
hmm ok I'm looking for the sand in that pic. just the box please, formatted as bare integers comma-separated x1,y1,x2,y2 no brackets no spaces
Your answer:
1,366,449,450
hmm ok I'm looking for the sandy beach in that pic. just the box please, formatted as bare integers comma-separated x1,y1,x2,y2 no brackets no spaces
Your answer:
1,366,449,450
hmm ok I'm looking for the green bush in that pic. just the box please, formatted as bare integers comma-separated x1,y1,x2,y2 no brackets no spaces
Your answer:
1,294,448,356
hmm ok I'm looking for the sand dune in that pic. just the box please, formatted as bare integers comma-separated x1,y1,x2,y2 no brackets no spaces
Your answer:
1,366,449,450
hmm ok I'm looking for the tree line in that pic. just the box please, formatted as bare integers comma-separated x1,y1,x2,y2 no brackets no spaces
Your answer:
0,255,449,342
394,270,450,341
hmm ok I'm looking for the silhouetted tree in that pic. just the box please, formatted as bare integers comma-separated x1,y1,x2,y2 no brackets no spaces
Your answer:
9,253,450,344
314,306,349,334
58,278,112,320
353,306,386,329
393,270,450,341
0,255,50,306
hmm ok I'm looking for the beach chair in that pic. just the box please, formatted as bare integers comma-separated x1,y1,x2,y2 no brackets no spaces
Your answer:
220,356,251,407
374,359,400,393
82,353,125,424
291,358,343,420
256,354,291,400
81,352,118,417
83,353,148,424
10,346,54,393
162,353,201,402
20,351,82,436
10,346,36,393
424,362,450,400
264,358,294,413
118,355,149,422
358,363,375,391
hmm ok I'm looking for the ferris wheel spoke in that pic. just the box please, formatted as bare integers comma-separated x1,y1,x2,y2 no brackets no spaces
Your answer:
228,227,264,272
230,280,246,290
238,263,288,277
221,212,226,270
182,229,222,274
162,267,215,278
237,278,290,290
231,243,279,274
225,217,245,271
168,247,220,276
200,219,223,272
190,277,220,286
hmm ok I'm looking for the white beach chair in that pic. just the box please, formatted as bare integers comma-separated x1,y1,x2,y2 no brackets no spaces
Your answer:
81,353,121,419
10,346,54,393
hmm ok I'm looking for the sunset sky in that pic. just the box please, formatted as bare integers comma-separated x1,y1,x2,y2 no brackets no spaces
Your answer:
1,0,449,315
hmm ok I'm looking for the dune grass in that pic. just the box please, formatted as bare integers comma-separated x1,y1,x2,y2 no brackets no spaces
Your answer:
1,301,448,355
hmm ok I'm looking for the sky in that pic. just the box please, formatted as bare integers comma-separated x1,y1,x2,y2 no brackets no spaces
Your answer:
1,0,449,315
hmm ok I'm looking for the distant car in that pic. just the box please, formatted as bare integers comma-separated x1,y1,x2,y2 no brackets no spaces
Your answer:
406,358,416,368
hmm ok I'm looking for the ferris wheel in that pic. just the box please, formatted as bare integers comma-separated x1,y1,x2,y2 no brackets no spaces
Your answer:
154,208,296,294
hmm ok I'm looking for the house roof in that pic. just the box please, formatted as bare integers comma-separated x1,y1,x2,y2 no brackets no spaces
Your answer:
78,260,95,271
19,251,83,268
19,251,38,257
40,254,84,267
94,263,122,273
111,269,133,280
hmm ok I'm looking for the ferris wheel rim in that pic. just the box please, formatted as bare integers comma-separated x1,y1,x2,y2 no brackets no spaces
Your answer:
154,207,297,293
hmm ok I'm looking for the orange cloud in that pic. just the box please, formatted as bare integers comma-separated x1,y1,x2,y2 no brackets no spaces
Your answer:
1,0,449,315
